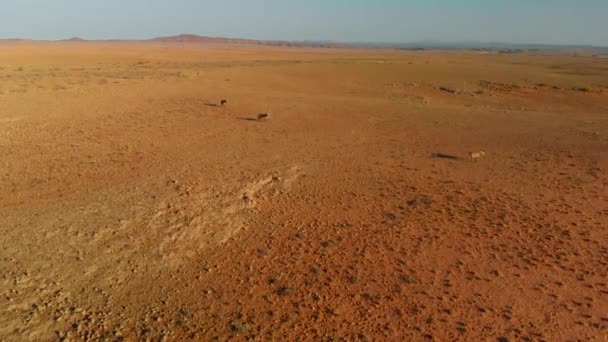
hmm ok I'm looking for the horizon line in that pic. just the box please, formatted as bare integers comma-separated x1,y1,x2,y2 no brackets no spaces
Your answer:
1,33,607,50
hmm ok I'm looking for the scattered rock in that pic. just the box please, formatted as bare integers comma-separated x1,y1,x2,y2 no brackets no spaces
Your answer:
386,212,398,220
574,86,592,92
276,287,292,296
400,275,417,284
320,240,334,248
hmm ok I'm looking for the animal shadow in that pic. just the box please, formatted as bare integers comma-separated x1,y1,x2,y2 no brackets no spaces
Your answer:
432,153,459,160
237,117,258,121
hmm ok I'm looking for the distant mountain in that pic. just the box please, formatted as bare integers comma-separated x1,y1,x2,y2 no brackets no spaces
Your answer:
61,37,86,42
0,34,352,49
150,34,250,44
354,40,608,53
149,34,352,49
1,34,606,53
0,38,33,42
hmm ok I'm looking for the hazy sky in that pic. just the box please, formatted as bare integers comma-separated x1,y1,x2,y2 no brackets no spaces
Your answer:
1,0,607,46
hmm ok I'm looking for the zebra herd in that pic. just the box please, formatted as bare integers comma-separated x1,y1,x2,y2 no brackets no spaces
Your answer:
219,99,270,121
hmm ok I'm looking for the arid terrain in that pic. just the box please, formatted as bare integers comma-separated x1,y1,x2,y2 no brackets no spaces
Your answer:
0,42,607,341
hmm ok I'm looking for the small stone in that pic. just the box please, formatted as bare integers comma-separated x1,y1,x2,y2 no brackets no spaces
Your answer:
276,287,292,296
401,275,416,284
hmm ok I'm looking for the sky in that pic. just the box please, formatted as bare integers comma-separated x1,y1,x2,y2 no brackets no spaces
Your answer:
1,0,607,46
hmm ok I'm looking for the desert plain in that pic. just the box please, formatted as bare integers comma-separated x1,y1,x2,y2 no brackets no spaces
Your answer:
0,41,607,341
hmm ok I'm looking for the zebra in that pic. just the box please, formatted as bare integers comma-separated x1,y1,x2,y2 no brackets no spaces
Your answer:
257,112,270,121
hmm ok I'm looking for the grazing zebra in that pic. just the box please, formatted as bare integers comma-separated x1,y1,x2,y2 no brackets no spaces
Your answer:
257,112,270,121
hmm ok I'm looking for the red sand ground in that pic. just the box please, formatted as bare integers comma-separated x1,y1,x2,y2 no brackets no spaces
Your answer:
0,43,607,341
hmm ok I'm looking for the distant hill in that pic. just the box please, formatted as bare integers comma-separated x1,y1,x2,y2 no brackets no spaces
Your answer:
149,34,352,49
358,40,608,54
1,34,606,53
61,37,86,42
